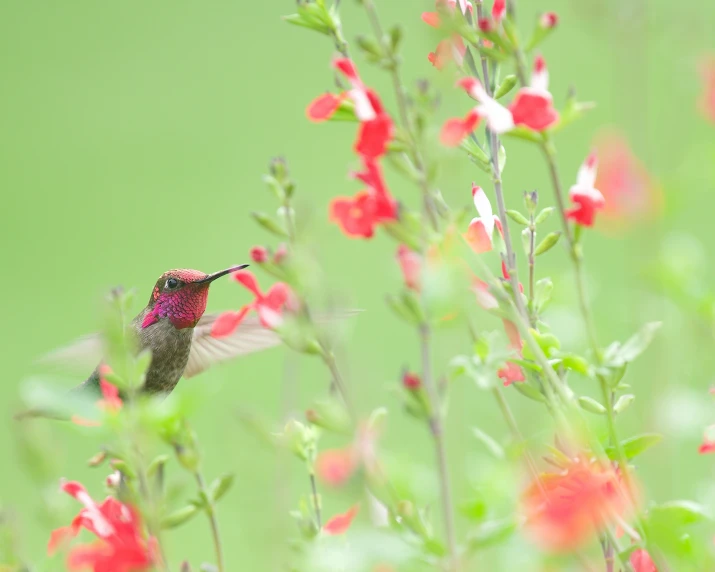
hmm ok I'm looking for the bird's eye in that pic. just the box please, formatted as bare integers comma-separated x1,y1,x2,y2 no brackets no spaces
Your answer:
165,278,180,290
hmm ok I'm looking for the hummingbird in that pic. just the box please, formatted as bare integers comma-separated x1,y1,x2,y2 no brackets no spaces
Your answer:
43,265,285,398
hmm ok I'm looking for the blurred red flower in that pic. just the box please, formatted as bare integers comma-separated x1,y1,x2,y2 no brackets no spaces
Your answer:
48,481,154,572
316,448,357,487
592,130,662,227
698,56,715,123
465,184,502,253
323,504,359,535
630,548,658,572
402,371,422,390
396,245,422,291
521,458,631,552
422,1,470,70
498,319,525,386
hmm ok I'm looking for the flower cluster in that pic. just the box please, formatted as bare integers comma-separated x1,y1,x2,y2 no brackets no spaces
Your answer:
307,58,398,238
48,481,154,572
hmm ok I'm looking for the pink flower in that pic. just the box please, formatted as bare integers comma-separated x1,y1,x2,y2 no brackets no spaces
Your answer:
48,481,154,572
492,0,506,22
630,549,658,572
316,449,357,487
428,36,467,70
592,130,662,226
465,184,502,253
509,55,559,131
211,271,293,337
324,504,359,535
441,109,481,146
472,279,499,310
540,12,558,29
396,245,422,291
698,56,715,124
250,246,269,263
566,152,605,227
457,77,515,134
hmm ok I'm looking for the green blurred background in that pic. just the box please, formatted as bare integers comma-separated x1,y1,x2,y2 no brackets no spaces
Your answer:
2,0,715,569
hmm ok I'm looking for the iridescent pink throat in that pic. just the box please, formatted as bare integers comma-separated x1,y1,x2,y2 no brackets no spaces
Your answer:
142,285,210,330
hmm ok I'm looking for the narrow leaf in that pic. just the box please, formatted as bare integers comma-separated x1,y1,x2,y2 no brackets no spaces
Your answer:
208,473,234,503
472,427,505,459
578,396,607,415
534,232,562,256
605,433,662,460
161,505,200,529
506,209,530,226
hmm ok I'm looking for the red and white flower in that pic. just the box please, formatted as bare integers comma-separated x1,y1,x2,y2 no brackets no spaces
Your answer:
566,152,605,227
509,55,559,131
48,480,155,572
458,77,515,134
422,1,471,70
492,0,506,22
465,184,502,253
211,270,294,337
307,58,393,159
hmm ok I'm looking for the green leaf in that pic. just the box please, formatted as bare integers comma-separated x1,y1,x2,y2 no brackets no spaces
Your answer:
147,454,170,479
472,427,505,459
467,517,516,550
533,278,553,313
605,433,662,460
510,381,546,403
609,322,662,366
534,207,555,224
161,505,200,529
460,497,487,522
250,212,288,238
534,231,562,256
501,127,543,143
506,209,530,226
578,396,607,415
560,353,590,376
613,394,635,414
497,144,506,172
208,473,234,503
494,75,518,99
648,501,711,527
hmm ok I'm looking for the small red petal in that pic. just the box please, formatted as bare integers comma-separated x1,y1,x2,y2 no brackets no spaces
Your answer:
465,219,493,253
61,481,88,499
316,449,356,487
492,0,506,21
630,548,658,572
509,91,559,131
421,11,441,27
402,372,421,390
250,246,269,263
333,58,359,82
210,307,250,338
699,440,715,454
233,270,262,298
540,12,558,28
355,115,393,159
440,112,480,147
324,504,359,535
48,526,75,556
306,93,343,122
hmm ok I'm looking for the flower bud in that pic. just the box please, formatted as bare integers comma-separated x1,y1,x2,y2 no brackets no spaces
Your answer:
106,470,121,489
402,371,421,390
250,246,269,263
273,243,288,264
540,12,558,29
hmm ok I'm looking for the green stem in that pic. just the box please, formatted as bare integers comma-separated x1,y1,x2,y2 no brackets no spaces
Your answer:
195,471,225,572
309,472,322,529
420,324,458,570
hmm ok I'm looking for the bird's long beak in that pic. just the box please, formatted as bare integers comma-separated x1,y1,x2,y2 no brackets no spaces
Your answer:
197,264,249,285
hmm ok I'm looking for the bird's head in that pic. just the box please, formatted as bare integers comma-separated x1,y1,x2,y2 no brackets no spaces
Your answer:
142,265,248,330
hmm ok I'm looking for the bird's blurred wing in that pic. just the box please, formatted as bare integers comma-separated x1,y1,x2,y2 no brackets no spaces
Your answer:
185,309,362,379
38,334,105,372
184,315,283,379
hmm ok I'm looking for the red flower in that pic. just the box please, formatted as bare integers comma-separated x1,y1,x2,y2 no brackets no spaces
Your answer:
211,271,293,338
273,243,288,264
428,36,467,70
699,426,715,454
521,458,631,552
630,548,658,572
698,56,715,124
566,152,605,227
509,56,559,131
592,130,662,226
307,58,393,160
492,0,506,22
316,449,356,487
250,246,269,263
48,481,154,572
465,184,502,253
498,319,524,386
402,372,422,390
331,158,397,238
421,11,442,27
440,109,481,146
396,245,422,291
323,504,359,535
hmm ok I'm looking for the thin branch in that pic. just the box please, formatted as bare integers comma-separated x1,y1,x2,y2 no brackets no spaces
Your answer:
194,471,225,572
420,324,458,570
309,472,322,529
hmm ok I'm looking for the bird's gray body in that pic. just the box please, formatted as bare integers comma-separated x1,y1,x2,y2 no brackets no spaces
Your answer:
79,308,194,395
